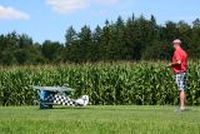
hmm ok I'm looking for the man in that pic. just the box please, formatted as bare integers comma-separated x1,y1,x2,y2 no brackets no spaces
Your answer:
168,39,188,111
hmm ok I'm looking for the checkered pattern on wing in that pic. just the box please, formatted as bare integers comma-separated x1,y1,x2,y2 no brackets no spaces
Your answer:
46,94,54,103
47,94,75,106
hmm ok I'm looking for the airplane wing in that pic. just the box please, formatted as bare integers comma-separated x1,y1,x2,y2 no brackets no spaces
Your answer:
32,86,74,92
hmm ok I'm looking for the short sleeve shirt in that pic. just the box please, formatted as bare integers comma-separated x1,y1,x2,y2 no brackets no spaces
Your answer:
172,47,188,74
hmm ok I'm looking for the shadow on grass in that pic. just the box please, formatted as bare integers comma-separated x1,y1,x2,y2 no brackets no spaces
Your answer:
37,106,90,110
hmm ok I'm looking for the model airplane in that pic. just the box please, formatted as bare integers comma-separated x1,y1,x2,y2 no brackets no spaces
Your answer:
33,86,89,109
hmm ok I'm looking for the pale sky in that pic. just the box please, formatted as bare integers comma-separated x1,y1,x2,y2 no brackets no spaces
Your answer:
0,0,200,43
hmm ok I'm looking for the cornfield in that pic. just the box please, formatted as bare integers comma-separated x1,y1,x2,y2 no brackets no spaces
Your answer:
0,61,200,106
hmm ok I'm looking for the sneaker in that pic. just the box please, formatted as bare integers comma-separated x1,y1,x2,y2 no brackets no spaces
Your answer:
180,106,186,111
174,107,186,112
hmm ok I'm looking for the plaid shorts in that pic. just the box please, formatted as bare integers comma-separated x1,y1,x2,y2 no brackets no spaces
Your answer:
175,72,187,91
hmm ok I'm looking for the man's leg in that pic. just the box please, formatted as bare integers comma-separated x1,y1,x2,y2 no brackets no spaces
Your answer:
176,73,187,110
179,90,185,110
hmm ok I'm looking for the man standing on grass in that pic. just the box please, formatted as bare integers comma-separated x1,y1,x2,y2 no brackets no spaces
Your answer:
168,39,188,111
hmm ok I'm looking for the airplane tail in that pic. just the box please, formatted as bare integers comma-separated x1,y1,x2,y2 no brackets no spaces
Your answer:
75,95,89,106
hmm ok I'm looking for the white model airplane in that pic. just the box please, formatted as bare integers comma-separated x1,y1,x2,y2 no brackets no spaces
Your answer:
33,86,89,109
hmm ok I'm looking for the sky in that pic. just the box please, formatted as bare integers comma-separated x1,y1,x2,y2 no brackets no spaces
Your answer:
0,0,200,43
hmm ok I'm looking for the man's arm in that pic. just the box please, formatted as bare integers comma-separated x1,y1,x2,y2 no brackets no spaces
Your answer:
167,60,181,67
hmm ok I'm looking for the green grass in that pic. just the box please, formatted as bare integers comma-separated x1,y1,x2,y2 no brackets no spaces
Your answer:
0,106,200,134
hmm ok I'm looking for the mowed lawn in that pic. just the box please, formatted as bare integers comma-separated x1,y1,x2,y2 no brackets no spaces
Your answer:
0,106,200,134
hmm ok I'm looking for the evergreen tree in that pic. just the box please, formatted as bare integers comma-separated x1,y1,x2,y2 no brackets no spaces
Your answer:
65,26,78,46
79,25,93,62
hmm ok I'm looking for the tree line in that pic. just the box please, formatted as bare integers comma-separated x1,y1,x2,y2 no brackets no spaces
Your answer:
1,14,200,65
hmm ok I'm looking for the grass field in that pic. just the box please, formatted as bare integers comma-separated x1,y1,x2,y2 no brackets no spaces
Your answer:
0,106,200,134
